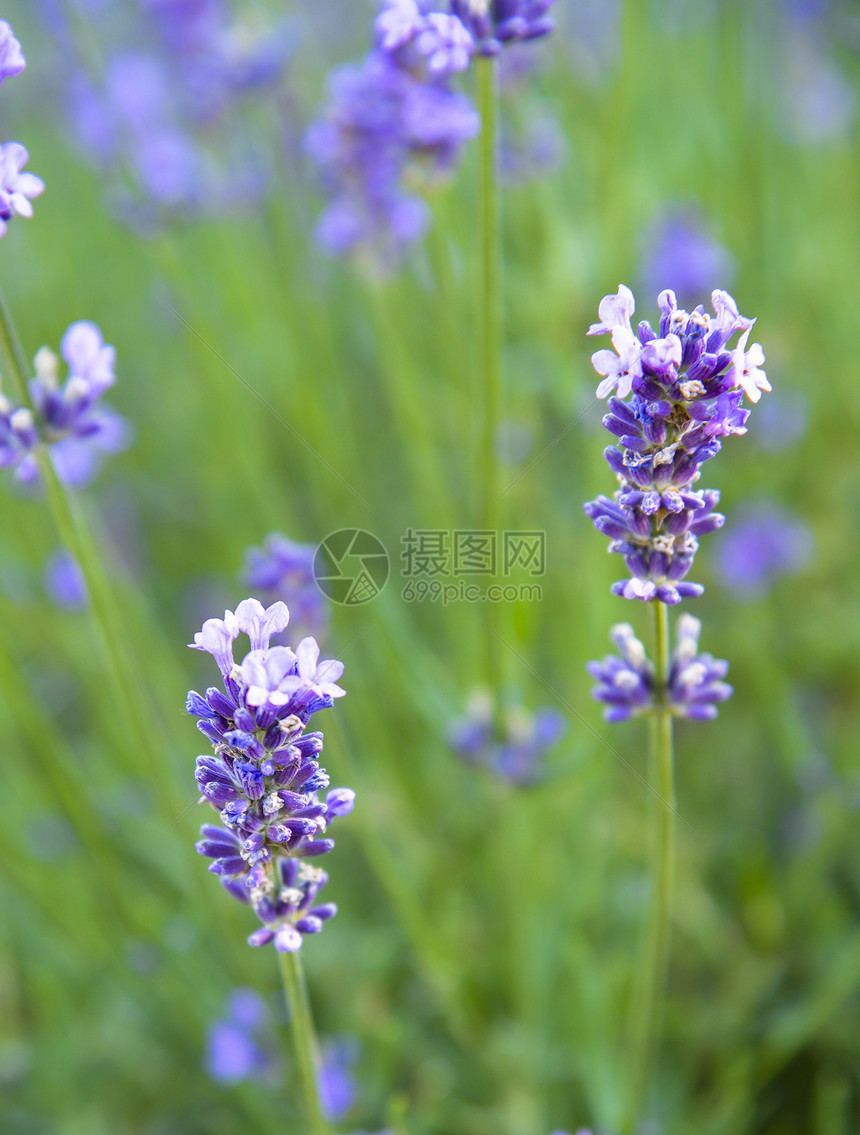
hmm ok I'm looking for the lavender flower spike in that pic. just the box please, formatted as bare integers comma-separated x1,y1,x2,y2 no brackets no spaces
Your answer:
451,0,557,56
0,21,26,86
588,616,732,722
584,285,768,604
187,599,354,952
0,143,44,237
306,4,479,264
449,688,564,785
15,322,129,487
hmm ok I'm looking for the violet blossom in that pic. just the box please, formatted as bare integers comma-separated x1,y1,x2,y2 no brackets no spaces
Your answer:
187,599,354,952
583,285,769,604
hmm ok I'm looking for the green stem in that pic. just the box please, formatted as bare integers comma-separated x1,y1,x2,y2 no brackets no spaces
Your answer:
624,601,675,1135
0,284,183,820
278,949,329,1135
477,55,503,528
476,55,506,691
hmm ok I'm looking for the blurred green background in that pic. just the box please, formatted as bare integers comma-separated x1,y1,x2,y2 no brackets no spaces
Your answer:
1,1,859,1133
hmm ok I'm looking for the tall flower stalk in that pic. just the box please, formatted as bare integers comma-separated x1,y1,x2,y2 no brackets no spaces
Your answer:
187,598,353,1132
278,950,328,1135
583,285,768,1131
476,53,505,686
0,22,186,818
0,290,183,818
625,601,675,1134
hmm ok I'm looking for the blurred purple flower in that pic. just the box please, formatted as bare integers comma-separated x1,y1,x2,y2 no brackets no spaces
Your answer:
714,501,813,597
414,13,474,73
44,549,88,611
753,389,807,452
562,0,620,85
640,208,735,309
55,3,292,224
0,143,44,237
243,532,329,642
206,988,276,1086
142,0,226,55
779,34,856,144
318,1036,359,1121
18,321,131,488
451,0,557,56
449,690,565,785
0,396,37,476
500,108,566,182
0,21,26,85
306,48,478,264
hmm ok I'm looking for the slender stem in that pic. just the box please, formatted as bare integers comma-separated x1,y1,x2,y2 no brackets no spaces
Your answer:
477,55,503,528
0,284,183,820
624,601,675,1135
476,55,506,690
0,284,32,403
278,949,329,1135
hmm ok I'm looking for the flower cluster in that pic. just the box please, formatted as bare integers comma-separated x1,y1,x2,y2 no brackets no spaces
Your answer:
451,0,556,55
305,19,479,263
714,500,813,597
187,599,354,953
449,689,564,785
306,0,557,263
0,20,24,85
0,321,129,488
60,4,291,226
584,285,769,604
0,23,43,238
242,532,329,642
639,208,735,308
588,616,732,722
206,988,277,1086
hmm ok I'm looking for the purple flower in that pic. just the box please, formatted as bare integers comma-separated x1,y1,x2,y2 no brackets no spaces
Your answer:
306,40,479,265
415,13,474,73
20,322,130,488
142,0,226,56
584,286,767,604
714,502,813,597
0,21,26,86
242,532,329,641
187,598,352,951
588,617,732,722
375,0,426,51
753,389,807,452
0,143,44,237
640,208,735,307
451,0,557,55
449,689,565,786
44,549,88,611
318,1036,359,1121
206,988,276,1085
779,33,856,145
0,395,37,475
141,0,293,117
499,106,565,184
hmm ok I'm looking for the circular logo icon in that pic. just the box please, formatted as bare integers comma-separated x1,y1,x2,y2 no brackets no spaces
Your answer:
314,529,390,606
